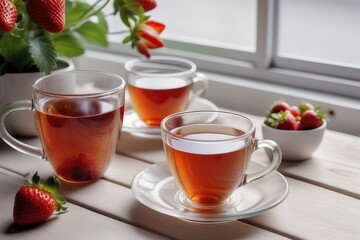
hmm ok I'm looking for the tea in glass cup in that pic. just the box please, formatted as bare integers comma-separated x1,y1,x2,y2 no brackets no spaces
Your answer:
0,71,126,183
125,56,208,127
161,110,282,205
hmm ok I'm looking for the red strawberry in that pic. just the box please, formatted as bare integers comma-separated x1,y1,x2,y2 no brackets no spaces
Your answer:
276,111,298,130
26,0,65,33
13,172,67,226
271,101,290,113
0,0,17,33
298,110,322,130
289,106,301,118
298,101,315,115
265,110,298,130
137,0,157,12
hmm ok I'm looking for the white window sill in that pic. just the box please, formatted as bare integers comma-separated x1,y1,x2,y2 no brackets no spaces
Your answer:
74,50,360,137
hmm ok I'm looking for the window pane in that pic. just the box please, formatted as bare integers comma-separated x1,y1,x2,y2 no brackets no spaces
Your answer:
151,0,257,51
278,0,360,66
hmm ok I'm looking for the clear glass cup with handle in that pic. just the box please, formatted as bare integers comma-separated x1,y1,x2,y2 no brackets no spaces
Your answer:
161,110,282,206
0,70,126,183
125,56,209,127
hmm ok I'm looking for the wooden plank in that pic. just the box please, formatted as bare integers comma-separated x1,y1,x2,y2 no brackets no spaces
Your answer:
278,130,360,199
243,178,360,240
7,111,359,200
54,162,360,239
106,155,360,240
4,109,359,201
117,132,166,163
2,122,360,239
0,141,288,240
116,113,360,199
0,168,170,240
61,175,289,240
2,141,359,239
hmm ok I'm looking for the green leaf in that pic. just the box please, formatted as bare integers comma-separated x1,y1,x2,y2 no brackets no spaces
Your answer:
54,194,67,205
43,174,60,194
24,171,40,186
52,34,85,57
120,8,131,27
113,0,120,13
0,33,32,68
122,35,132,44
65,1,93,28
75,21,108,47
28,35,57,74
5,1,45,72
65,0,108,30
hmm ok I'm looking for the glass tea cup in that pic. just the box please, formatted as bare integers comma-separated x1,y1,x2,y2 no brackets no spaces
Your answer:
161,110,282,206
124,56,209,127
0,70,126,183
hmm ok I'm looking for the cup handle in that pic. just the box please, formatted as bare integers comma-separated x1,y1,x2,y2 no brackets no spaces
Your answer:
190,72,209,100
242,139,282,185
0,100,44,159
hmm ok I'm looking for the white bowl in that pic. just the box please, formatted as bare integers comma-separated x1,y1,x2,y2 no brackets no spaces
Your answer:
261,121,326,161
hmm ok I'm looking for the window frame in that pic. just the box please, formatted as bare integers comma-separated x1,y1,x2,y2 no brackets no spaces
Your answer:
103,0,360,99
82,0,360,136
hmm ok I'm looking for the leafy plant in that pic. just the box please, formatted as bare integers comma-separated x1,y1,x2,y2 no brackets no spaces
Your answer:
0,0,165,75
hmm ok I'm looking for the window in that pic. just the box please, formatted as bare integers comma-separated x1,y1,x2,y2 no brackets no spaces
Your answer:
81,0,360,136
274,0,360,90
104,0,360,98
151,0,257,56
277,0,360,67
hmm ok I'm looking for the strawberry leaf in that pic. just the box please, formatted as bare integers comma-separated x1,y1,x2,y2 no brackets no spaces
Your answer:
65,1,92,27
28,35,57,75
52,34,85,57
122,35,132,44
43,174,60,194
75,21,108,47
120,8,131,27
54,194,67,206
31,172,41,186
0,33,34,72
65,1,108,30
0,33,22,59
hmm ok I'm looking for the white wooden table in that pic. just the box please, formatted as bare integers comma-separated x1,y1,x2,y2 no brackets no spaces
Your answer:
0,112,359,240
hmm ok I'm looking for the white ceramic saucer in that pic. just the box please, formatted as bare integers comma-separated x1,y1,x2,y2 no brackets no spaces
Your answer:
122,97,218,139
131,161,289,224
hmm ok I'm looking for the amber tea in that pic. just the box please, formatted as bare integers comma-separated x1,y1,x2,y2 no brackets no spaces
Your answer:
164,124,252,205
161,111,282,207
125,56,209,127
128,77,191,126
35,98,124,182
0,71,125,183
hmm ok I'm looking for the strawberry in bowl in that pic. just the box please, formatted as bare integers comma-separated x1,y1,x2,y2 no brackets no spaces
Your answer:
262,100,326,161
